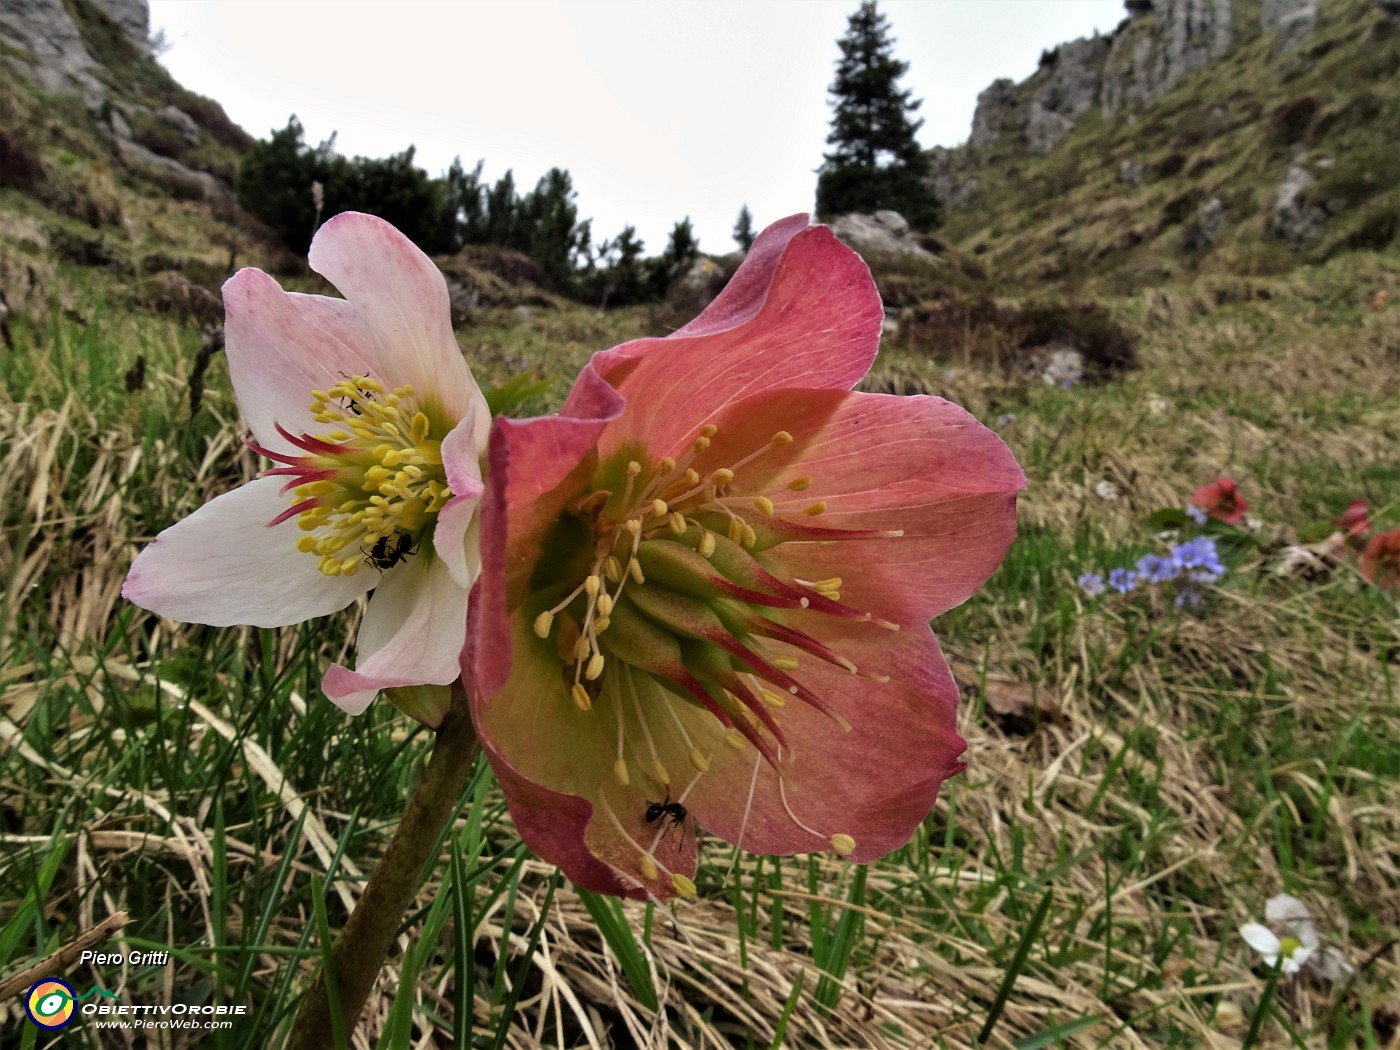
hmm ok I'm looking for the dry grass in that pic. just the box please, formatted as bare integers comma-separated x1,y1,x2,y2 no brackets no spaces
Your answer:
2,246,1399,1048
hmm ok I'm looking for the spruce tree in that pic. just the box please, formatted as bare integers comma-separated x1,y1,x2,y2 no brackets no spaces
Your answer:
733,204,756,251
815,1,940,229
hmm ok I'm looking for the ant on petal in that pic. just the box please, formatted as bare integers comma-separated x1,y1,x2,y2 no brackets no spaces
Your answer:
363,531,417,571
644,793,688,842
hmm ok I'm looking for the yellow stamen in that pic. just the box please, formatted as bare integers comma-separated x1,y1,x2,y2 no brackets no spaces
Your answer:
571,683,592,711
671,873,697,898
830,834,857,857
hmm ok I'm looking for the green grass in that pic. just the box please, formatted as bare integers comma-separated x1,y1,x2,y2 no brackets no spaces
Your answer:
2,243,1397,1047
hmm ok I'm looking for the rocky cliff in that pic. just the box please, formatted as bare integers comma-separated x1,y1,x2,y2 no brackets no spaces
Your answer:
926,0,1399,288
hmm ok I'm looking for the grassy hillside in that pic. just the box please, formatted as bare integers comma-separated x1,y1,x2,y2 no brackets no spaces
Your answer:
938,0,1400,293
1,1,1399,1046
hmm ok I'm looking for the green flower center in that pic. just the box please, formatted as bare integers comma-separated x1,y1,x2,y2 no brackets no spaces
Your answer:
527,421,904,891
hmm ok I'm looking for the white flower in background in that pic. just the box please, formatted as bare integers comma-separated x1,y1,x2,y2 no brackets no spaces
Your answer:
1241,893,1354,982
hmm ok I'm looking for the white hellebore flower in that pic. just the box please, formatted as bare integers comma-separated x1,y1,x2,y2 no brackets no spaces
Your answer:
1241,922,1314,975
1242,893,1356,981
123,213,490,725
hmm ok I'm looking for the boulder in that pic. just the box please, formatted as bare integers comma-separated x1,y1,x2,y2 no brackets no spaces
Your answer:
156,105,201,147
1272,163,1326,242
829,212,938,261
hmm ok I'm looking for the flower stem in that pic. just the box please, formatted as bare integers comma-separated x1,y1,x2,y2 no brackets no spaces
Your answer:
1242,959,1283,1049
285,685,480,1049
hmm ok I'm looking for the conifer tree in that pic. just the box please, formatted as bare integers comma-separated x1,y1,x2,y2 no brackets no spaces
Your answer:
815,1,940,229
733,204,756,251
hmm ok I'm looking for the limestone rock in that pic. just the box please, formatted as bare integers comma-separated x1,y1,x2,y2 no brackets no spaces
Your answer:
1261,0,1318,47
1182,196,1226,250
969,79,1019,151
114,138,229,202
1272,164,1326,242
1024,34,1113,154
829,211,938,260
0,0,105,107
156,105,201,147
91,0,149,50
1102,0,1233,115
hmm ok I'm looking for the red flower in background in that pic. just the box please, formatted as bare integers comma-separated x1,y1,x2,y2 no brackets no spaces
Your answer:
466,216,1025,900
1191,477,1247,525
1360,528,1400,591
1337,500,1373,551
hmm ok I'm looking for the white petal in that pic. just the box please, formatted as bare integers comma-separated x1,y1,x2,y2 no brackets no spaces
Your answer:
321,553,467,714
1265,893,1319,948
1240,923,1281,956
222,268,383,453
433,406,485,588
308,213,486,426
123,477,369,627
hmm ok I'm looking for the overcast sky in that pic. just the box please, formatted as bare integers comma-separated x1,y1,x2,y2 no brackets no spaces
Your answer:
149,0,1126,254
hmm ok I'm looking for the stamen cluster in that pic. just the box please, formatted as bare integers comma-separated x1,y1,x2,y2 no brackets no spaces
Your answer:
527,421,906,890
252,376,452,576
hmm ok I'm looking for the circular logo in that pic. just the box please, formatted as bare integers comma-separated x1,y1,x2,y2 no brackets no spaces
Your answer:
25,979,77,1029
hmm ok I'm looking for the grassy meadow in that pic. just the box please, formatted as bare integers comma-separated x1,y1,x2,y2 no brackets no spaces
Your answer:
1,235,1398,1050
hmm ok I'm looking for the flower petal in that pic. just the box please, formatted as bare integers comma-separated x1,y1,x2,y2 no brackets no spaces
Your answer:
308,212,488,435
433,404,486,588
695,386,1025,624
123,477,370,627
322,553,467,715
465,614,697,900
474,367,626,700
222,267,384,452
569,221,883,462
682,624,965,860
1241,923,1281,956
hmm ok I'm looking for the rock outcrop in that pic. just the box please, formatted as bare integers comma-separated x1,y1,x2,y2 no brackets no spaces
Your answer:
829,211,940,261
933,0,1324,212
963,0,1246,158
0,0,107,106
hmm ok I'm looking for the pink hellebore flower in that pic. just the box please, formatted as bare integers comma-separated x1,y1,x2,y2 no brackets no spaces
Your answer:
123,213,490,722
1361,528,1400,591
467,215,1025,901
1191,476,1247,525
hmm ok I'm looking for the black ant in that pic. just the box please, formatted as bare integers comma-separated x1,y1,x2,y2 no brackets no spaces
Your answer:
644,793,688,841
336,372,378,416
363,531,417,571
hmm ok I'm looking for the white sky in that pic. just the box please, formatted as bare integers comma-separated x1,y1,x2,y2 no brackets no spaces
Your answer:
149,0,1126,254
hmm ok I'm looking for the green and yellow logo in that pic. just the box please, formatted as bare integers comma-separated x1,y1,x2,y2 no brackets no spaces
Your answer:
25,979,77,1029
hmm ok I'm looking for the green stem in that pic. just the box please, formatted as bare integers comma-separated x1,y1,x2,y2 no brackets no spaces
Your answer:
284,684,480,1050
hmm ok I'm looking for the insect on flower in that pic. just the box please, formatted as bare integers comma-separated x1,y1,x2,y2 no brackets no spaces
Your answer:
466,215,1025,901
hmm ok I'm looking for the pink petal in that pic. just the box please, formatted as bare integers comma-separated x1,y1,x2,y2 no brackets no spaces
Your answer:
684,624,965,861
696,387,1025,624
473,367,626,700
308,212,488,431
433,404,486,588
566,221,883,462
122,477,369,627
464,614,697,901
322,553,468,715
222,268,383,453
